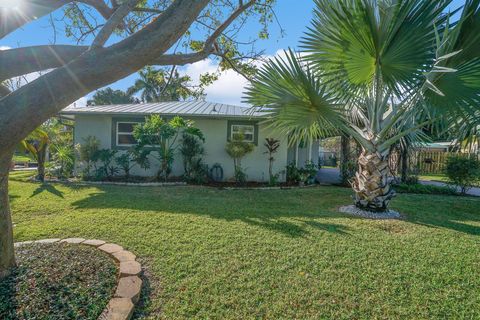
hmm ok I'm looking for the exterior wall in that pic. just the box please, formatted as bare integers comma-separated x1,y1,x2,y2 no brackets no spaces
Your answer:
287,140,320,168
74,115,289,182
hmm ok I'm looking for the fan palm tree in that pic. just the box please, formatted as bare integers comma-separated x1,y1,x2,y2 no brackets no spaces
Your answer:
128,67,199,102
245,0,480,212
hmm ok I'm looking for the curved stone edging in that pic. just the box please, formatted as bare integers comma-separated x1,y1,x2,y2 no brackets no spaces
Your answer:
15,238,142,320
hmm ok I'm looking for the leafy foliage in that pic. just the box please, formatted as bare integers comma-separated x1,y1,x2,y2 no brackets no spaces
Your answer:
87,87,138,106
77,136,100,179
445,155,480,194
393,182,458,196
95,149,119,180
264,138,281,185
180,129,207,184
225,133,255,184
134,115,202,181
127,67,203,103
0,243,116,319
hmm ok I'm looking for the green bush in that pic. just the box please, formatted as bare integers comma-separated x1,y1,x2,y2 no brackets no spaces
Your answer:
445,156,480,194
394,183,458,196
77,136,100,179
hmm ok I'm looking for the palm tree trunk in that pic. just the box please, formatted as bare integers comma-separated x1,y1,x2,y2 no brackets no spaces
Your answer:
37,146,47,182
400,147,408,183
340,134,351,185
0,149,16,279
352,150,395,211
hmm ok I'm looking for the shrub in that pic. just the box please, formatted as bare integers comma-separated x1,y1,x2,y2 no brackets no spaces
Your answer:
225,133,255,184
286,162,300,184
96,149,118,180
134,115,201,181
115,148,150,180
394,183,458,196
48,144,75,179
180,129,207,184
77,136,100,178
340,159,357,185
264,138,280,185
445,156,480,194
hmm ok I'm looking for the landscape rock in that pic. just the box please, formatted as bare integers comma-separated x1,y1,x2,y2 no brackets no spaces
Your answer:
101,298,134,320
83,239,106,247
339,205,400,219
115,276,142,303
120,261,142,277
60,238,85,244
99,243,124,254
35,238,61,244
112,250,136,262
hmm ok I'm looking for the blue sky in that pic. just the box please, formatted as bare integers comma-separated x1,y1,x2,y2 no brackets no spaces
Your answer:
1,0,467,106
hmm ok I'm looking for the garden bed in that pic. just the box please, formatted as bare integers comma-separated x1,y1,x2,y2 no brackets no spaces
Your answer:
0,242,117,320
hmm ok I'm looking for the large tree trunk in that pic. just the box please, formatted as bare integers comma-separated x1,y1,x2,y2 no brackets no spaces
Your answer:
0,149,15,279
352,150,395,212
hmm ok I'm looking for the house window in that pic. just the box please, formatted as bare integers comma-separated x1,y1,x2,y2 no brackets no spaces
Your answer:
116,122,139,146
231,124,255,142
227,120,258,145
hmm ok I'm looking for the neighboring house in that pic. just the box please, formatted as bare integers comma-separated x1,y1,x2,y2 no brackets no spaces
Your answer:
61,101,319,182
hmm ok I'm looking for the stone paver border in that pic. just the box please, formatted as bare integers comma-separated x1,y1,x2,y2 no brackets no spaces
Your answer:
15,238,142,320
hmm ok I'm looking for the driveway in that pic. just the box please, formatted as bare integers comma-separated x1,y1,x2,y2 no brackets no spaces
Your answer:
316,167,342,185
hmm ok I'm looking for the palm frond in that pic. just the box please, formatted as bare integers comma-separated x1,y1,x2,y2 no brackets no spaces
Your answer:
244,49,343,144
302,0,452,95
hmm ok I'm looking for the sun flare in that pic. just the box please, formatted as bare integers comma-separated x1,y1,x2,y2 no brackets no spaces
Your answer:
0,0,19,9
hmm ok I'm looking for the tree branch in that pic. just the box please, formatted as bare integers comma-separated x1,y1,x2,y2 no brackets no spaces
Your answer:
0,0,114,40
0,46,88,82
154,1,256,66
0,86,11,98
0,0,211,151
90,0,140,49
1,0,257,80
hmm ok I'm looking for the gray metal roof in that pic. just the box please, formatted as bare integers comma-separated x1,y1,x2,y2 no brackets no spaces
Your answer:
61,101,267,119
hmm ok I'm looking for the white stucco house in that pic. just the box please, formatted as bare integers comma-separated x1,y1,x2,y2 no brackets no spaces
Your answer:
61,101,319,182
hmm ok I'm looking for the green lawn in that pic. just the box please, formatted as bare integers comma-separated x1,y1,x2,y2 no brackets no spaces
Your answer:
419,173,449,183
8,177,480,319
12,154,34,163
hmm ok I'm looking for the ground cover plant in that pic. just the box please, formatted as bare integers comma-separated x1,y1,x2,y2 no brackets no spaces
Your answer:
8,178,480,319
0,243,117,319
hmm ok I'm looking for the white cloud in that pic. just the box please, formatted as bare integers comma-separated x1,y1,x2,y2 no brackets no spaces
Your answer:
183,49,290,106
184,58,250,106
0,46,11,50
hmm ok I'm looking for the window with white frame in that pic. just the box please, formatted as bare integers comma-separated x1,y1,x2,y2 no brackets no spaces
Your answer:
230,124,255,142
116,122,139,146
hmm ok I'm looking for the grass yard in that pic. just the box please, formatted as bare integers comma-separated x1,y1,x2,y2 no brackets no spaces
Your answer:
7,176,480,319
419,173,449,183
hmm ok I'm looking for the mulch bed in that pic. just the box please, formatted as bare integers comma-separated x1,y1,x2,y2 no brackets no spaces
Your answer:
0,243,117,320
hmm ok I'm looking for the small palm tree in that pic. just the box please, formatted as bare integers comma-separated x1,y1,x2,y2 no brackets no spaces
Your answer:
128,67,199,102
20,128,49,182
128,66,165,102
245,0,480,212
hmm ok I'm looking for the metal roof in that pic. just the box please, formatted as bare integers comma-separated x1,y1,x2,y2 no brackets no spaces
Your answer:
60,101,267,119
